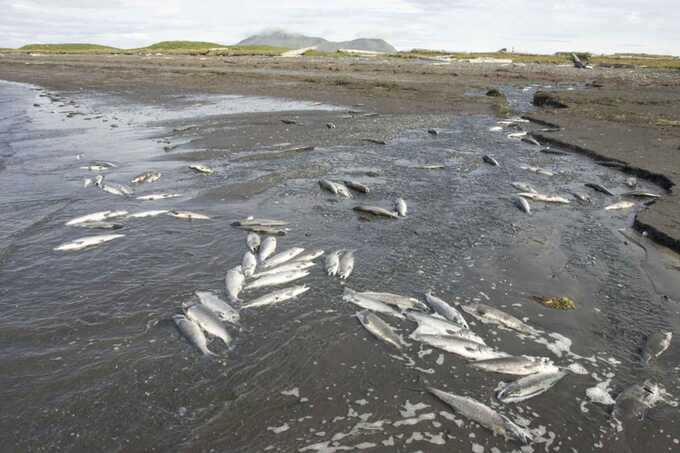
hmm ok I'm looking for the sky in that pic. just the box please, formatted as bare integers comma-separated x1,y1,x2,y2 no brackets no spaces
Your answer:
1,0,679,55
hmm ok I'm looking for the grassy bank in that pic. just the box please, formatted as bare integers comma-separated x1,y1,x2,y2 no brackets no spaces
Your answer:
18,43,119,53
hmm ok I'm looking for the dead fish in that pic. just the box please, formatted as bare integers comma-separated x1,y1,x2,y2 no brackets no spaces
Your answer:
100,181,134,197
415,164,445,170
244,270,309,291
362,138,387,145
521,136,541,146
413,333,509,360
462,303,536,335
338,250,355,280
258,237,277,262
626,177,638,188
168,210,211,220
232,218,289,227
325,250,342,276
604,201,635,211
518,192,570,204
483,155,500,166
242,251,257,277
54,234,125,251
513,196,531,214
195,291,239,324
540,148,569,156
136,193,181,201
66,210,128,226
353,206,399,219
326,122,336,129
356,310,402,349
428,388,533,443
127,210,169,218
225,266,245,302
511,182,537,193
342,288,404,319
343,180,370,194
613,380,668,422
262,247,305,269
507,131,527,139
469,356,557,376
281,119,299,125
185,304,233,346
246,232,261,253
570,192,592,203
173,314,216,356
241,285,310,309
251,260,315,278
406,312,482,343
621,191,661,199
360,291,427,311
641,331,672,364
585,182,615,196
82,177,93,188
131,171,161,184
520,165,554,176
496,370,567,403
333,182,353,198
292,248,324,262
189,164,214,175
319,179,339,195
424,291,468,329
77,221,123,230
395,198,407,217
236,225,288,236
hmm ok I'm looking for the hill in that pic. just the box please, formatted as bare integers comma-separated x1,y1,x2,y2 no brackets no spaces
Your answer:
19,43,118,52
238,31,396,53
140,41,226,50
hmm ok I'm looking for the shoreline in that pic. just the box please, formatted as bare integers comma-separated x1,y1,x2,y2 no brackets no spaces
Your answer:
1,53,679,252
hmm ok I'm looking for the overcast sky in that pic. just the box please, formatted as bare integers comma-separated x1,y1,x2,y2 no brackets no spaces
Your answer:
1,0,678,55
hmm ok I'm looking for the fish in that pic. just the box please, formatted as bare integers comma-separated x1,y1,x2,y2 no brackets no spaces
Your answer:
613,380,667,422
173,314,216,356
189,164,214,175
585,182,615,196
236,225,288,235
136,193,181,201
513,196,531,214
131,171,161,184
77,221,123,230
325,250,342,276
343,180,370,193
570,192,592,203
470,356,557,376
261,247,305,269
65,210,128,226
462,303,536,334
338,250,355,280
356,310,402,349
244,270,309,291
241,285,310,309
621,191,661,199
507,131,527,138
292,248,324,262
521,136,541,146
540,148,569,156
518,192,570,204
395,198,407,217
489,126,503,132
415,164,446,170
185,303,233,346
361,291,428,311
333,182,353,198
496,370,567,403
511,182,537,193
196,291,240,324
54,234,125,251
342,288,405,319
413,333,508,360
353,206,399,219
83,177,93,188
80,165,112,172
626,177,638,188
482,155,500,166
246,232,261,253
319,179,339,195
641,331,672,364
424,292,469,329
242,251,257,277
168,210,211,220
251,260,315,278
407,312,485,345
520,165,554,176
127,210,169,218
225,266,245,302
428,388,533,443
100,182,134,197
411,325,486,345
232,218,289,227
258,237,277,262
604,201,635,211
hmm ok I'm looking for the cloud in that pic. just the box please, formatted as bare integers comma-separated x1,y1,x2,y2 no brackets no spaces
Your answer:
0,0,678,54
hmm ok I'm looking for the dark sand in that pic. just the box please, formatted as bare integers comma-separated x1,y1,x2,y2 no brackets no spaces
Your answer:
1,52,679,250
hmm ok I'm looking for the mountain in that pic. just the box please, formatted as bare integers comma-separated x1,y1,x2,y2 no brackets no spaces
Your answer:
237,31,396,53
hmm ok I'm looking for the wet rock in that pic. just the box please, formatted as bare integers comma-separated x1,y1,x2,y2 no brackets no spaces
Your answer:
533,91,568,109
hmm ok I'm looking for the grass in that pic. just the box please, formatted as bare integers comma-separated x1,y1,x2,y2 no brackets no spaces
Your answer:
209,45,289,56
138,41,226,50
18,43,119,53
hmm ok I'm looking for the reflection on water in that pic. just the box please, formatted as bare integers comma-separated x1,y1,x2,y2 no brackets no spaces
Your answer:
0,79,679,453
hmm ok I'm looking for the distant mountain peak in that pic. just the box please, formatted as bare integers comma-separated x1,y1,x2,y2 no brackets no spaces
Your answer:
237,31,396,53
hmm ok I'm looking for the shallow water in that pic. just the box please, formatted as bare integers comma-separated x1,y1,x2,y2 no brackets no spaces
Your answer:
1,79,679,453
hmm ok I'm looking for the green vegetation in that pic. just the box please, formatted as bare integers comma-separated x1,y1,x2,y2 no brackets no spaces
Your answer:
18,43,119,53
139,41,226,50
209,45,289,56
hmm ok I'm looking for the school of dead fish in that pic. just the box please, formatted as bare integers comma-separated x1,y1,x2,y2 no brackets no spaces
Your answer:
55,114,675,448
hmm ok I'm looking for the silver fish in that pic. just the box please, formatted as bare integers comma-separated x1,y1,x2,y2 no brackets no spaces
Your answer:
325,250,342,276
54,234,125,251
258,236,277,262
168,210,211,220
185,304,233,346
613,380,667,422
520,165,554,176
410,324,486,346
244,270,309,290
83,177,93,188
356,310,402,349
511,182,537,193
225,266,245,302
261,247,305,269
246,232,261,253
359,291,427,311
518,192,570,204
424,292,468,329
585,182,614,196
604,201,635,211
483,155,500,166
412,333,508,360
196,291,239,324
292,248,324,262
470,356,557,376
232,218,289,227
189,164,214,175
136,193,181,201
241,285,310,309
522,136,541,146
625,177,638,188
571,192,592,203
353,206,399,219
131,171,161,184
78,221,123,230
173,314,216,356
252,260,315,278
395,198,407,217
242,251,257,278
462,303,536,334
338,250,355,280
319,179,339,195
236,225,288,235
621,191,661,199
641,331,672,364
428,388,533,443
343,288,404,319
66,210,128,226
497,370,567,403
513,196,531,214
343,180,370,193
127,210,169,218
406,311,470,336
334,182,353,198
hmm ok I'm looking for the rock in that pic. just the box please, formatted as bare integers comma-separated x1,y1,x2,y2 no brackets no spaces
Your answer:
533,91,568,109
486,88,503,97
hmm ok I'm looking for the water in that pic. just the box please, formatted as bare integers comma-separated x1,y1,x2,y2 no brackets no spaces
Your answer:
1,79,679,452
